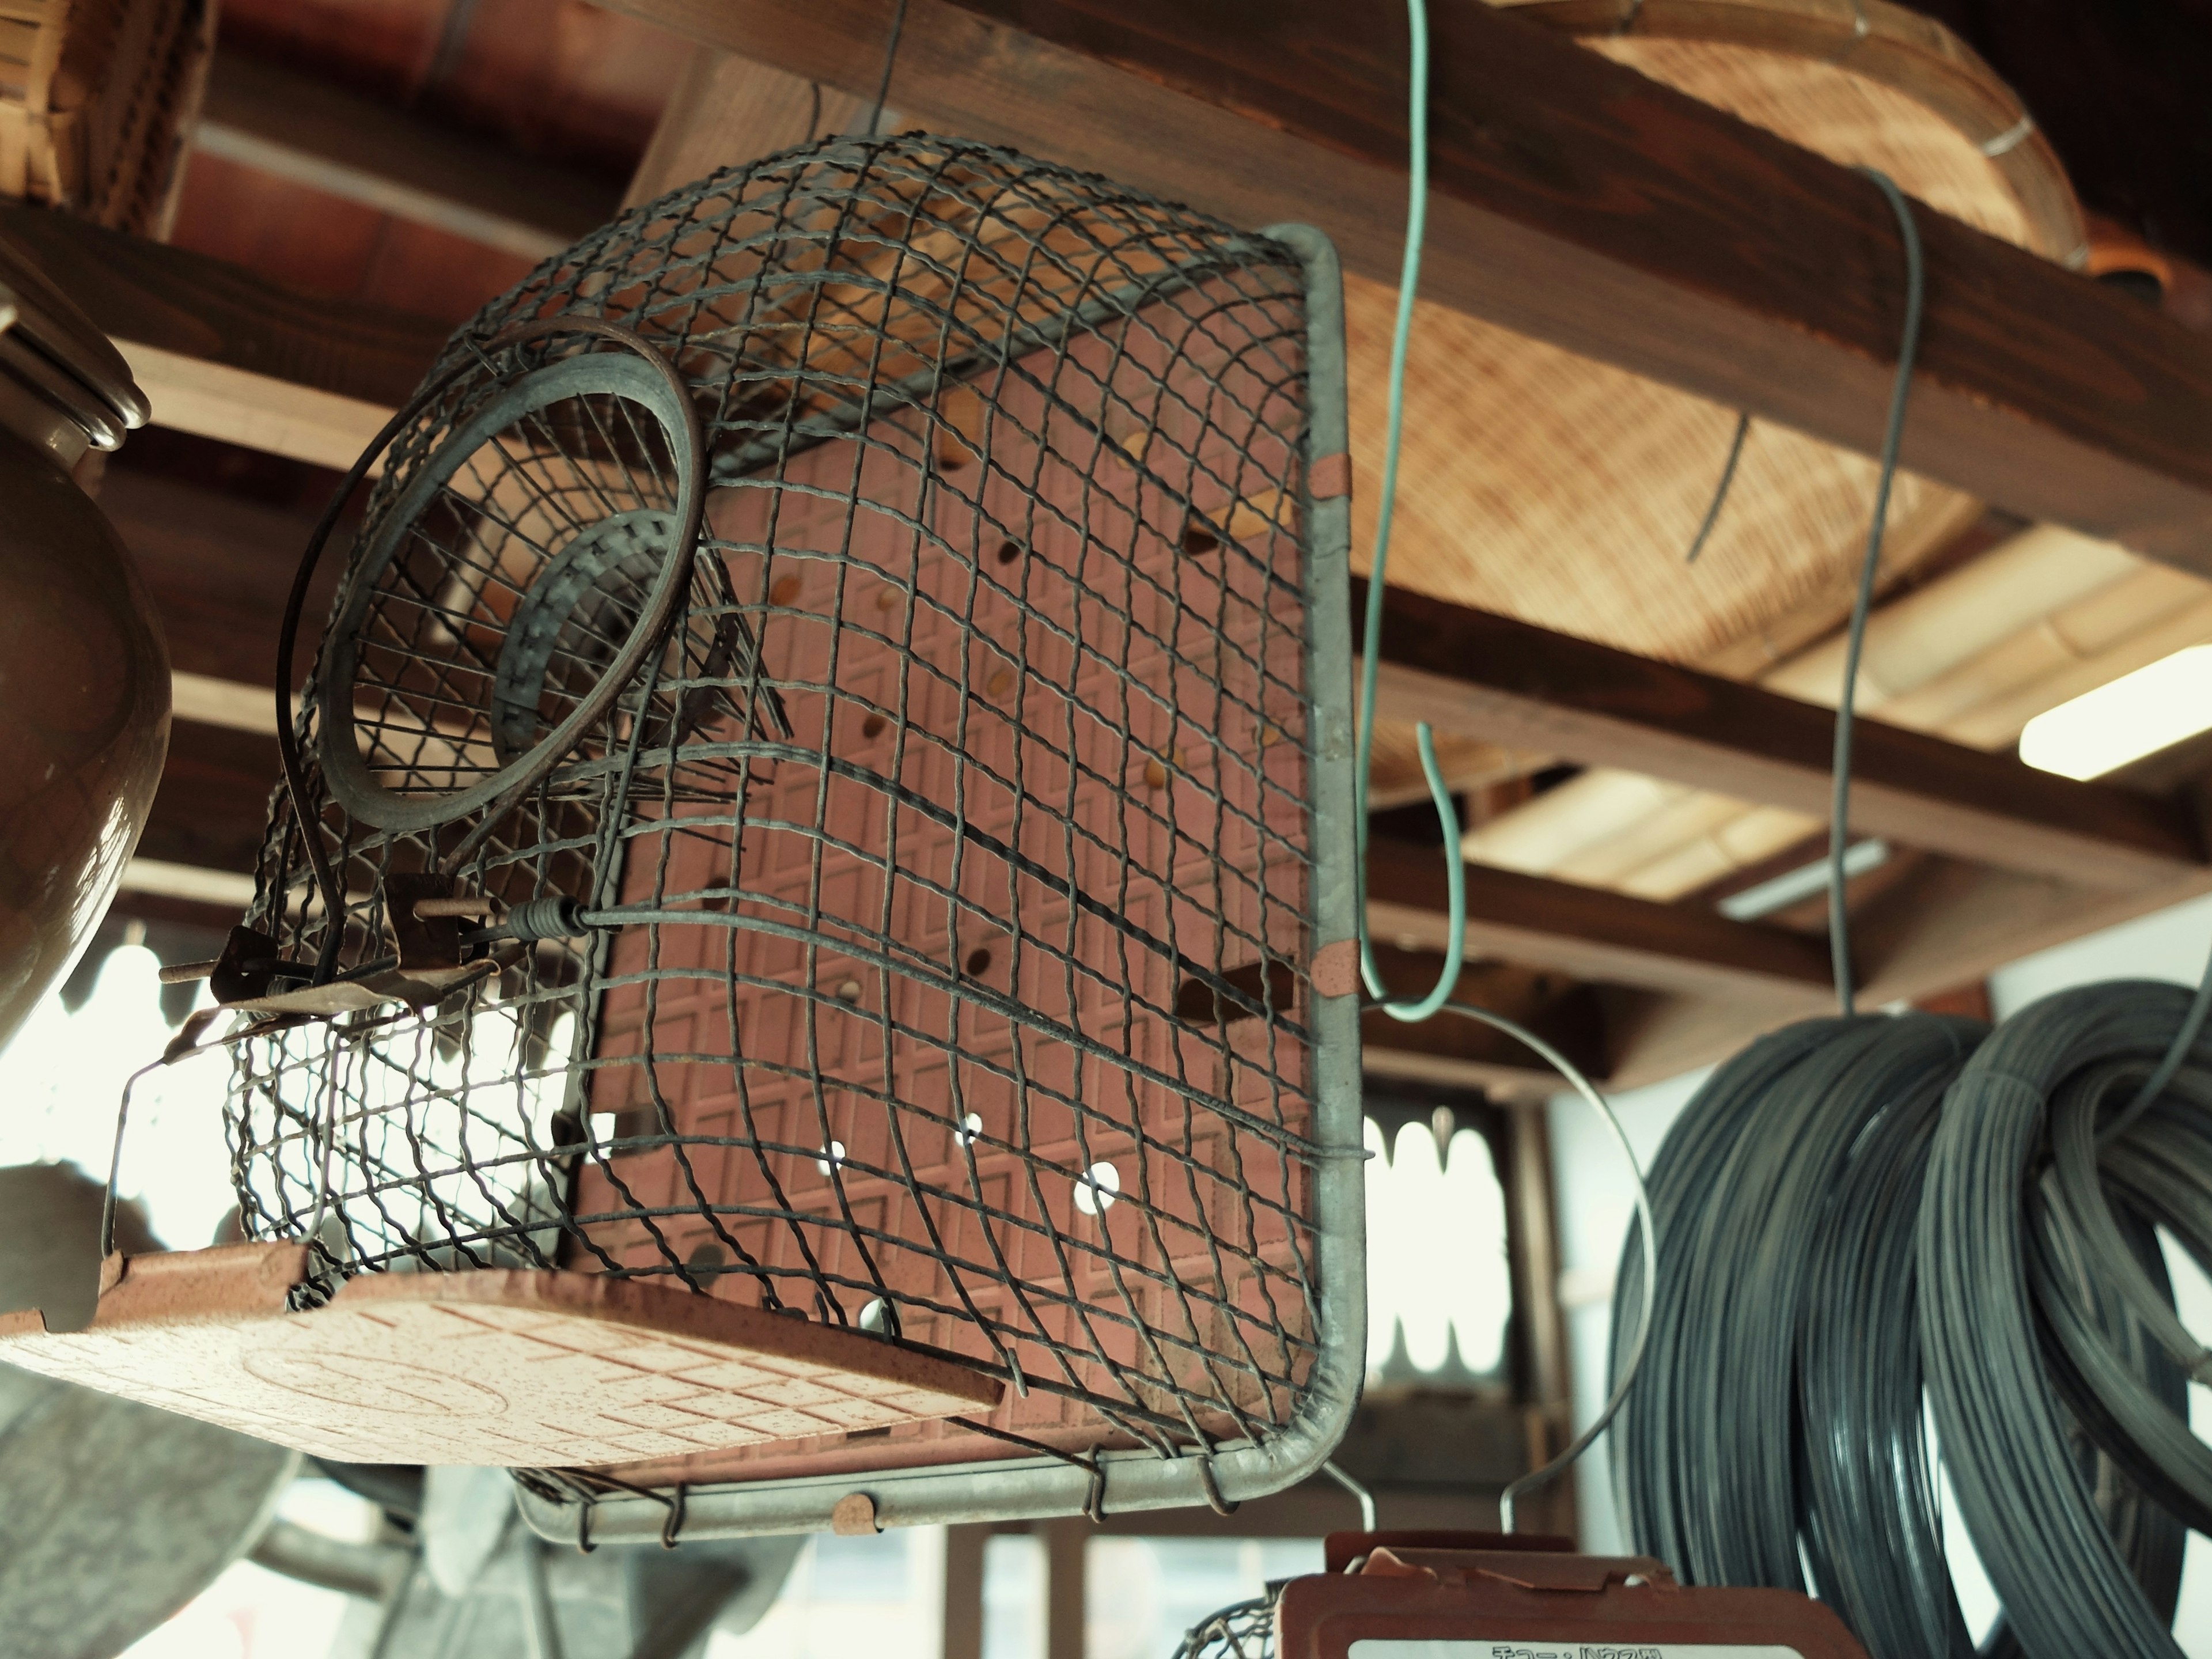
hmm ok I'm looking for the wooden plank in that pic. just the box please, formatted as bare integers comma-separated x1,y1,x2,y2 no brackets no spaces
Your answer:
1358,944,1613,1092
593,0,2212,570
1502,1107,1572,1429
1852,855,2212,1010
137,722,282,879
1365,837,1833,998
102,463,345,691
626,48,869,207
0,206,446,461
942,1527,987,1659
0,1244,1001,1467
1042,1519,1085,1659
1595,981,1829,1091
116,861,256,913
1358,577,2207,889
196,53,621,260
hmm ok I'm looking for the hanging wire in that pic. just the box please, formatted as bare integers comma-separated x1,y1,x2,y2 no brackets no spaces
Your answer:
1920,983,2201,1658
1458,1001,1653,1533
2101,937,2212,1146
1353,0,1467,1024
1827,170,1925,1015
1343,0,1654,1528
866,0,910,137
1683,411,1751,565
1323,1459,1377,1532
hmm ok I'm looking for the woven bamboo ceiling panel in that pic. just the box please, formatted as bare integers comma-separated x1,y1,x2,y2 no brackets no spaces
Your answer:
1361,0,2084,675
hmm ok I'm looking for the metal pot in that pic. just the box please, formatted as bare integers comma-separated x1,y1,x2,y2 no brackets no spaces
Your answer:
0,241,165,1052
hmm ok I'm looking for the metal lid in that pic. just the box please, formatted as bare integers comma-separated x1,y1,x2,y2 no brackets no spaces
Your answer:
0,234,151,448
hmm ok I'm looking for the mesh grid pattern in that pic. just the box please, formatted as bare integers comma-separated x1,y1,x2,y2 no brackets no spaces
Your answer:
224,135,1337,1477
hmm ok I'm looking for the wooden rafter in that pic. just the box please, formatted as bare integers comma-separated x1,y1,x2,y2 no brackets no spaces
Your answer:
593,0,2212,574
0,206,446,469
1365,838,1834,999
196,54,622,261
47,17,2212,1092
1359,577,2207,889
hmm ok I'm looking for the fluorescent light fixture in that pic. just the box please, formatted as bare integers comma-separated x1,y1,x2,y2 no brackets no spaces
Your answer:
2019,645,2212,780
1719,838,1890,922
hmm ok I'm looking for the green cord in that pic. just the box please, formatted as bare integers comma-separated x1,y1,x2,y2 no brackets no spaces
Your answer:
1355,0,1465,1024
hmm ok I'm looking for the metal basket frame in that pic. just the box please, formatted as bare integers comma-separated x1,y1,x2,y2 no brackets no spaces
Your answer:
520,218,1361,1541
219,138,1362,1536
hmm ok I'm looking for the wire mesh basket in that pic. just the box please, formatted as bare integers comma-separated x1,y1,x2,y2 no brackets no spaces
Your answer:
221,133,1362,1532
1173,1590,1279,1659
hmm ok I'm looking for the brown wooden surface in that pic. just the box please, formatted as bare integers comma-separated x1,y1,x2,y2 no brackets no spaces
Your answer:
1502,1108,1572,1440
104,459,344,690
1853,854,2212,1010
1358,577,2207,889
597,0,2212,571
625,48,868,207
1359,944,1615,1090
1366,837,1834,997
0,1244,1001,1467
198,51,623,257
0,205,449,411
137,723,282,878
1043,1519,1086,1659
943,1527,987,1659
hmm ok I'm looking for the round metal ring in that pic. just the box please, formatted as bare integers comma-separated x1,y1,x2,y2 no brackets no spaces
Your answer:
316,319,706,833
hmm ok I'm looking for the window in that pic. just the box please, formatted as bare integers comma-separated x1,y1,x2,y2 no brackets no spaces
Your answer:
1363,1094,1514,1387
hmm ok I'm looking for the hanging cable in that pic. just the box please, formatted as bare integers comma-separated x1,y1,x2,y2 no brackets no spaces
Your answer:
1352,0,1467,1023
1919,983,2201,1659
1461,1001,1653,1534
1827,170,1925,1014
1683,411,1751,565
2101,937,2212,1146
866,0,910,138
1323,1460,1378,1532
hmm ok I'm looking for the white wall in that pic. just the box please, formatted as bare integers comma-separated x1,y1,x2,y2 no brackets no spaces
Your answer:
1550,897,2212,1646
1544,1065,1707,1556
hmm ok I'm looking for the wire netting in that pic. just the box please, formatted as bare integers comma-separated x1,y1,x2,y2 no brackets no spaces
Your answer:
222,133,1342,1477
1172,1592,1278,1659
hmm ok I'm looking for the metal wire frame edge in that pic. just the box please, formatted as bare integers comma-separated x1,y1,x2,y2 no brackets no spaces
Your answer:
510,221,1368,1541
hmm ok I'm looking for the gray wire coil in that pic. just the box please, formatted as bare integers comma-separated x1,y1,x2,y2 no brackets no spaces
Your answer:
1611,985,2206,1659
1921,982,2202,1659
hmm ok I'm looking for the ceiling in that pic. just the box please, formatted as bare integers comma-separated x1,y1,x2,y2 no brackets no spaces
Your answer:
65,0,2212,1089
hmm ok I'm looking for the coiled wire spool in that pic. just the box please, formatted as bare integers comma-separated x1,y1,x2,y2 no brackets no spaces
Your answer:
1609,994,2198,1659
1921,981,2207,1659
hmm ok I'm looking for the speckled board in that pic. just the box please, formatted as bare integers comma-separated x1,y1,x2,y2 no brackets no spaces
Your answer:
0,1245,1001,1467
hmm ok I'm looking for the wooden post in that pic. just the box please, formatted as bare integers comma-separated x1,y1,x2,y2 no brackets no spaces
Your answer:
1503,1104,1578,1540
1041,1518,1088,1659
942,1525,988,1659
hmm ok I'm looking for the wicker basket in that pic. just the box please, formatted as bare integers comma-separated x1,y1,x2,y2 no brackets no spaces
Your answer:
1357,0,2085,801
0,0,214,237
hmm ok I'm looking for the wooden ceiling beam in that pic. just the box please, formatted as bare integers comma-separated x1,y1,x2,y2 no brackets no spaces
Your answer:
196,52,622,261
133,722,282,887
1852,855,2212,1011
593,0,2212,572
1358,942,1615,1095
0,206,445,469
1365,837,1833,999
626,48,869,207
1359,576,2207,889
